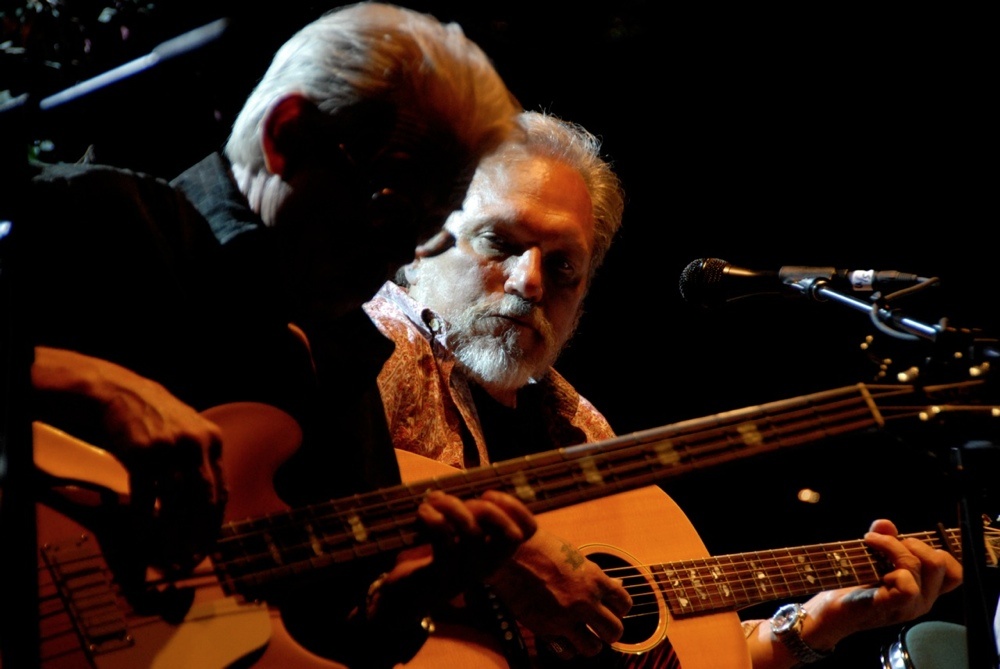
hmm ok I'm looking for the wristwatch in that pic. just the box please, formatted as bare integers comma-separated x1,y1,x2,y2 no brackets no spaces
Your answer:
769,603,834,665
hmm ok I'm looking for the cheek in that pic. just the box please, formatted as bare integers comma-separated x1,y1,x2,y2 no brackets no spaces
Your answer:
545,294,585,337
423,255,497,300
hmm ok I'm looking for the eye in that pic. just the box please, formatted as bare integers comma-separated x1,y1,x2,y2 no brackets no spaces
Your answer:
546,255,581,287
474,232,517,257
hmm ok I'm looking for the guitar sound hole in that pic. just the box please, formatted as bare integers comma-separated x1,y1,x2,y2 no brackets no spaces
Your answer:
586,551,660,646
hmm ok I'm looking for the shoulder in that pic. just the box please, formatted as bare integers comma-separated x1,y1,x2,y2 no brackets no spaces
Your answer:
31,160,200,219
543,369,616,440
33,160,174,195
29,160,216,247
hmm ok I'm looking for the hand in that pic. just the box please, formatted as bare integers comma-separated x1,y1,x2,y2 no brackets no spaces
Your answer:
484,528,633,659
33,346,226,571
419,489,539,582
366,489,537,622
413,228,455,258
799,518,963,652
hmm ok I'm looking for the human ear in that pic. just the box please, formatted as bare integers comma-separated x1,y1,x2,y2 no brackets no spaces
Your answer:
262,94,323,176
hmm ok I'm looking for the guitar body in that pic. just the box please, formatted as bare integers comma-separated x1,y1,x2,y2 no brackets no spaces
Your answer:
31,403,350,669
396,450,751,669
31,378,993,668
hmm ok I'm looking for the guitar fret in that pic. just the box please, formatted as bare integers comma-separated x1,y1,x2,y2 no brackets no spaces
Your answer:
812,543,864,591
34,384,999,668
746,550,785,602
654,557,741,616
781,546,824,594
205,380,994,597
652,562,694,615
720,554,750,608
648,527,986,620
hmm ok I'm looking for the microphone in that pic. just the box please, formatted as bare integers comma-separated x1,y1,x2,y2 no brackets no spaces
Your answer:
678,257,927,308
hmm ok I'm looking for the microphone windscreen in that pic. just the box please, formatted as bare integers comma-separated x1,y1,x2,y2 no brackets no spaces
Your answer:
678,258,728,307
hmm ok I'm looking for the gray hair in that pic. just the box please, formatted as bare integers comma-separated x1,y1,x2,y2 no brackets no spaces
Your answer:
482,111,624,280
226,2,518,177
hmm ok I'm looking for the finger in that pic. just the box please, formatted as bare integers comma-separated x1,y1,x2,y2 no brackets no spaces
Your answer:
414,229,455,258
127,469,158,519
864,531,922,572
208,454,228,508
464,497,534,544
901,537,963,593
480,489,537,539
602,576,633,617
583,606,625,644
419,490,477,536
869,518,899,536
159,434,225,510
198,429,226,507
565,625,604,657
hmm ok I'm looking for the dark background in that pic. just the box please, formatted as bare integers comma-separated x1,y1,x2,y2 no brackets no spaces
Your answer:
5,2,997,666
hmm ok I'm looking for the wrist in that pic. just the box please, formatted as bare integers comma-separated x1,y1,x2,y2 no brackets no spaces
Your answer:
363,572,435,660
769,603,835,665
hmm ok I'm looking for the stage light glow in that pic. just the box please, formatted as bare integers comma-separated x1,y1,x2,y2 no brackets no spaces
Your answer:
797,488,820,504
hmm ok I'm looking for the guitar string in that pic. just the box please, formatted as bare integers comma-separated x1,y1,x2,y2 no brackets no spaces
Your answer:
35,523,995,644
36,383,994,622
602,529,967,621
211,389,896,589
31,528,986,663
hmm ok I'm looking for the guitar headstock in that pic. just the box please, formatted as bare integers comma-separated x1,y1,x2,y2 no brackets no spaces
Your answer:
861,326,998,386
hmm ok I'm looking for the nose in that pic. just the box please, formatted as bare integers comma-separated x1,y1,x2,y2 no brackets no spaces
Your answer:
504,247,543,301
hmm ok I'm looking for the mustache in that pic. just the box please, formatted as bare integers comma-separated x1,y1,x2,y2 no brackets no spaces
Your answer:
486,296,550,332
493,296,534,319
451,295,555,346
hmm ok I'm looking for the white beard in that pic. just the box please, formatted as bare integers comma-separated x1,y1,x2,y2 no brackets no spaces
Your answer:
446,295,573,393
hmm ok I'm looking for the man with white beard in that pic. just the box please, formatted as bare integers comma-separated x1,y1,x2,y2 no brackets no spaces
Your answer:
362,110,961,669
363,110,631,666
366,110,619,468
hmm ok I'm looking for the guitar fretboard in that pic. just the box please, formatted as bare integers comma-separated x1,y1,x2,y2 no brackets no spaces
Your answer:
653,528,977,616
212,379,995,596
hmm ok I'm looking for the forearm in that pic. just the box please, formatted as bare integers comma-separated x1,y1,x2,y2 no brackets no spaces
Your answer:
745,595,841,669
33,346,104,396
31,346,119,439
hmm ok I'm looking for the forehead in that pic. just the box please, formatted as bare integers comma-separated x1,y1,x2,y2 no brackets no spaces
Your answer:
453,154,595,254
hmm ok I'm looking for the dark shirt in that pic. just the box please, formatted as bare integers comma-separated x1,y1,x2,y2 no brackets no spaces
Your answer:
469,382,554,462
21,160,247,410
172,153,403,501
173,154,411,666
18,156,411,667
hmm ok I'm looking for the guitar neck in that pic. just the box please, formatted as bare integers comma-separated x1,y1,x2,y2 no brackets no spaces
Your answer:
213,379,994,597
656,526,997,616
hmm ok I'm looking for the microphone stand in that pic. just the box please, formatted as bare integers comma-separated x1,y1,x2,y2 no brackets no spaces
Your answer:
0,19,230,668
793,278,1000,669
791,278,945,341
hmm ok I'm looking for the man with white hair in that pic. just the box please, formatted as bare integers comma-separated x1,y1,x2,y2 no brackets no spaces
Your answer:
20,3,533,667
365,110,964,668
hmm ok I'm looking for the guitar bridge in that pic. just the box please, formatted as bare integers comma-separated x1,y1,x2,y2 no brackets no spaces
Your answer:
41,533,134,656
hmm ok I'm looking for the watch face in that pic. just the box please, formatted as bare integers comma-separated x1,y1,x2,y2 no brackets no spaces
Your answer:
773,604,801,633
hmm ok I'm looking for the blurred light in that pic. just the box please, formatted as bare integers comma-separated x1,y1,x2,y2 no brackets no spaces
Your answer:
797,488,820,504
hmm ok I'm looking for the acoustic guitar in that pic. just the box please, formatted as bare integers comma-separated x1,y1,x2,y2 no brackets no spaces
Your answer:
29,379,998,668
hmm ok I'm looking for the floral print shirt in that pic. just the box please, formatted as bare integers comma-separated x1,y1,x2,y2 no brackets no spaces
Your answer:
363,281,616,469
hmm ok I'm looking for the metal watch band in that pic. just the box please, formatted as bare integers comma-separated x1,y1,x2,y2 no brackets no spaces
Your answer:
769,603,834,665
